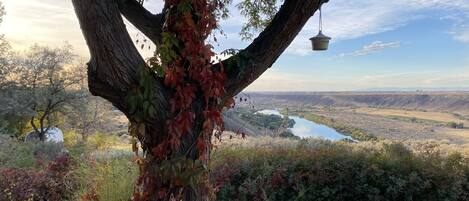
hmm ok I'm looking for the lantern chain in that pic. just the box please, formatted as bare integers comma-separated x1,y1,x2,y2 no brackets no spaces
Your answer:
319,6,322,32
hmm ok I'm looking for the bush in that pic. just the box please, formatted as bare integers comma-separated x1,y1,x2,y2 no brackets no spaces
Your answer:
87,132,119,149
279,130,300,140
0,155,76,201
448,122,464,129
0,140,65,170
211,140,469,201
234,108,295,131
64,130,81,148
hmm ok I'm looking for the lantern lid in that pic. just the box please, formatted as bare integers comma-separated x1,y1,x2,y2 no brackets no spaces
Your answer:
310,31,331,41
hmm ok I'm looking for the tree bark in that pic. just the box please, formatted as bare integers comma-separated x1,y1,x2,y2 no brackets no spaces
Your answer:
117,0,165,45
72,0,324,200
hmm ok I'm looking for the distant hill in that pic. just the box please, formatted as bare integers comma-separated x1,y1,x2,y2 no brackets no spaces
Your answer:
357,87,469,92
245,91,469,115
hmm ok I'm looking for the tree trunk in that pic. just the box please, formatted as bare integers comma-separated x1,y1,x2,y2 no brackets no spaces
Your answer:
134,121,210,201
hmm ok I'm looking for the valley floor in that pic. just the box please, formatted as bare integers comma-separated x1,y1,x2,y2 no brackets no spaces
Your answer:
305,106,469,145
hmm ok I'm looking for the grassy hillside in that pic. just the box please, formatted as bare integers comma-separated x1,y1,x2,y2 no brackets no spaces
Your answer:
247,92,469,115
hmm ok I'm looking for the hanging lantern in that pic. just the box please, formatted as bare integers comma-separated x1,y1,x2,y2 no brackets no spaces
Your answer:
310,2,331,51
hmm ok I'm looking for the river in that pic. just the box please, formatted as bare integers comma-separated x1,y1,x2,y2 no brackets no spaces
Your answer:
257,109,355,141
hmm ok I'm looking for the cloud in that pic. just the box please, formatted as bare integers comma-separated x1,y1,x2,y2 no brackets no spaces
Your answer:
2,0,468,58
453,30,469,43
0,0,166,58
443,13,469,43
282,0,469,56
336,41,400,58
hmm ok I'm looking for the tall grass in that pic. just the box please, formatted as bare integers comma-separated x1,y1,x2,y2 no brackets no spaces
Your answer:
71,153,137,201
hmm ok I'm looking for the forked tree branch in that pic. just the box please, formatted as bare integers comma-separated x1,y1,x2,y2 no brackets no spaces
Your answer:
72,0,325,122
72,0,169,123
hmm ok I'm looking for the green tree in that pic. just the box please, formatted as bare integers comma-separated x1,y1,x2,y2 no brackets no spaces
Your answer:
0,44,86,139
0,0,14,135
21,45,86,140
71,0,328,200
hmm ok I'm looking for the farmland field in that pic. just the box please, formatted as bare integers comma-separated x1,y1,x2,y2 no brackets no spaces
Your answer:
347,107,468,125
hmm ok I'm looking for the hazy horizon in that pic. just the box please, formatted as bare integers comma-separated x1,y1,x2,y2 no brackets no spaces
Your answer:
244,87,469,92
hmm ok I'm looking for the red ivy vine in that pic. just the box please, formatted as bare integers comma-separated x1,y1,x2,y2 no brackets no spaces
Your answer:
131,0,231,200
156,0,227,162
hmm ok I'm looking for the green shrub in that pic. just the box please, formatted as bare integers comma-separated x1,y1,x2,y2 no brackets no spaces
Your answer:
64,130,81,148
447,122,464,129
0,140,64,170
87,132,119,149
234,108,295,131
211,140,469,201
279,130,300,140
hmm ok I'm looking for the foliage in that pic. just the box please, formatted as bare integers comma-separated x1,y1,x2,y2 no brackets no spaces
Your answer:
0,2,13,136
130,0,234,199
0,131,137,201
235,108,295,131
0,1,3,24
86,131,120,150
236,0,280,40
4,135,467,201
211,140,469,201
76,157,138,201
22,45,85,139
278,130,299,139
0,139,65,170
63,130,81,148
0,115,29,138
0,140,38,169
0,44,87,139
447,121,464,129
0,154,76,201
67,95,116,138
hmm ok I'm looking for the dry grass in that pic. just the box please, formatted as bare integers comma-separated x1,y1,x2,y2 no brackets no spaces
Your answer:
438,128,469,139
349,107,467,124
213,132,299,150
214,132,469,157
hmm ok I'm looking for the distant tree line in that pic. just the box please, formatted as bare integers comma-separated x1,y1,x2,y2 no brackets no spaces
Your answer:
234,108,295,132
447,122,464,129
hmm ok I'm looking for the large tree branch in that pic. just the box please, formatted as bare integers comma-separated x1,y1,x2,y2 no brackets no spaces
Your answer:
72,0,169,124
222,0,327,99
117,0,165,44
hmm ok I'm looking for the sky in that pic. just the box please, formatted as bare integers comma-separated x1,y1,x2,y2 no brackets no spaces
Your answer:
1,0,469,91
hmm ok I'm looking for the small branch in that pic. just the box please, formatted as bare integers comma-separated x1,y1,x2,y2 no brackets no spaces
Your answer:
117,0,165,44
30,104,40,133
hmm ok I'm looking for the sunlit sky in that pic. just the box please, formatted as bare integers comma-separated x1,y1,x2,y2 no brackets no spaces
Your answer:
1,0,469,91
